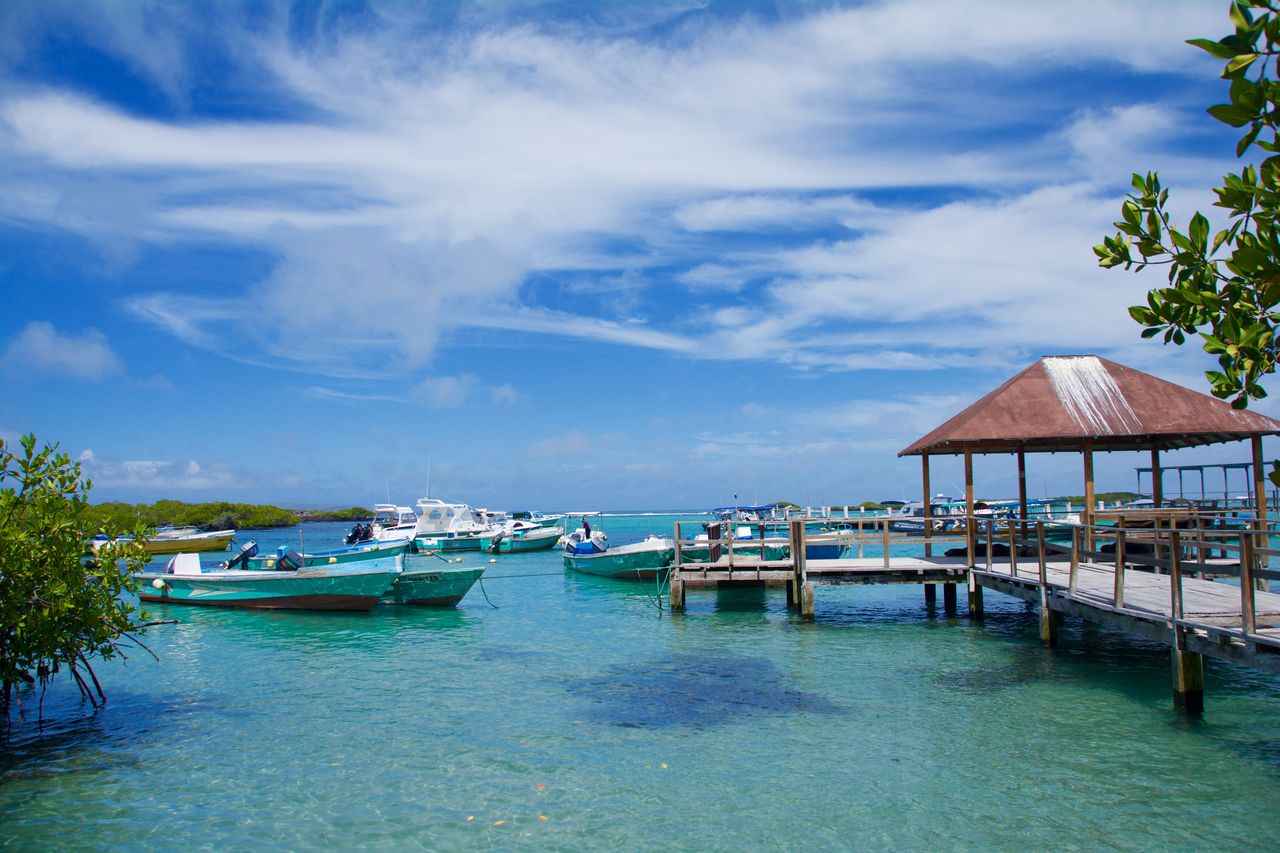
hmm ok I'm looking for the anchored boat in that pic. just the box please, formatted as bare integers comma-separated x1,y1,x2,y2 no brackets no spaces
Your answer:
562,527,674,579
92,526,236,555
481,521,562,554
136,540,405,611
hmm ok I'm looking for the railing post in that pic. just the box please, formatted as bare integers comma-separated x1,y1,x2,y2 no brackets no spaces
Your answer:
1241,531,1257,637
1008,519,1018,578
1114,528,1126,610
882,518,891,569
1069,524,1080,596
985,518,993,571
1170,530,1185,635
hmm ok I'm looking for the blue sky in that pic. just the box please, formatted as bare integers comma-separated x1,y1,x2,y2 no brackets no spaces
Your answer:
0,0,1268,510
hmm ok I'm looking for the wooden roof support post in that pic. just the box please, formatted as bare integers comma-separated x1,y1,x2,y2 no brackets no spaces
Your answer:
964,448,975,567
1252,435,1269,523
922,453,932,559
1252,435,1269,592
1083,440,1096,553
1017,449,1028,547
1151,446,1163,508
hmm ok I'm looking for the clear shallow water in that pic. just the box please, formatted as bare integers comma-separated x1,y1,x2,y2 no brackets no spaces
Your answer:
4,514,1280,851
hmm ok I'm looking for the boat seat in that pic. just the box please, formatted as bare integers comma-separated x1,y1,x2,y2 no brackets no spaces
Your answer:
166,553,203,575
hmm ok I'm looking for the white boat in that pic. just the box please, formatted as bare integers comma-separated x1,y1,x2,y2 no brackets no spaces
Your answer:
412,498,491,552
345,504,420,546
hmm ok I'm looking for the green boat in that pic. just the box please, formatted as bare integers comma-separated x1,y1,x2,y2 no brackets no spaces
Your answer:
415,531,484,552
383,564,486,605
562,532,675,579
481,523,562,554
136,543,403,611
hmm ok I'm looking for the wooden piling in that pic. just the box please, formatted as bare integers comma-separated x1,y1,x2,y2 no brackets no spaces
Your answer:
670,578,685,612
1172,650,1205,714
968,572,984,618
1037,523,1057,646
1168,530,1204,713
924,583,937,605
800,582,815,622
943,582,957,614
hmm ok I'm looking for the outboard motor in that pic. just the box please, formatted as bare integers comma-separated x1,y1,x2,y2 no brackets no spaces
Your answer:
276,550,304,572
223,539,258,571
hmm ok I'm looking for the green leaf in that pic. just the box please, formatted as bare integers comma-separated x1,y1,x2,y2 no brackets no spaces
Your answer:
1224,53,1259,78
1187,37,1240,59
1208,103,1256,126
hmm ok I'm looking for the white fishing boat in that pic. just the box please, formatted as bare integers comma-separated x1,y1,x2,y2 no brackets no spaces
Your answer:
411,498,490,552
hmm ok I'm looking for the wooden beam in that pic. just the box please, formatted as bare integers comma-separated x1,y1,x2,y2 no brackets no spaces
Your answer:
922,453,932,558
1151,446,1163,508
1017,449,1028,546
1253,434,1269,528
1083,440,1095,552
965,448,975,566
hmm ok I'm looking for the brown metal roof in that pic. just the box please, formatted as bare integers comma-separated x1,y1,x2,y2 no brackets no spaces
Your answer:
899,355,1280,456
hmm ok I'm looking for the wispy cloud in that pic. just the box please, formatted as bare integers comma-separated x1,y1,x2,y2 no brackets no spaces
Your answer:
0,0,1229,384
1,321,122,380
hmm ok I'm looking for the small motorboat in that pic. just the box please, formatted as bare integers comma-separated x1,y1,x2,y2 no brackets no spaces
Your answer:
136,540,404,611
562,527,674,580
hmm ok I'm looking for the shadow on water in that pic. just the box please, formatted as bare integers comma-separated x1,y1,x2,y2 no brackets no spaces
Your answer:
562,652,841,729
0,687,244,778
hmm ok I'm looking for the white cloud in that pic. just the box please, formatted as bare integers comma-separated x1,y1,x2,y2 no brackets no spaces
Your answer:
411,374,477,408
528,429,624,459
1,321,122,380
491,383,519,405
79,453,236,493
0,0,1230,380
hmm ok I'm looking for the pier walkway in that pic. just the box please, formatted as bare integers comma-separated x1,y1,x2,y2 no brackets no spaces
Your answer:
668,516,1280,711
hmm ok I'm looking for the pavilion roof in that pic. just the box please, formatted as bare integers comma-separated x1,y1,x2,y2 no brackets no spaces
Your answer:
899,355,1280,457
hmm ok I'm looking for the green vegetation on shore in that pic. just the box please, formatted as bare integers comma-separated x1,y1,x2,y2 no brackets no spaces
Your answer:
85,501,385,530
84,500,300,531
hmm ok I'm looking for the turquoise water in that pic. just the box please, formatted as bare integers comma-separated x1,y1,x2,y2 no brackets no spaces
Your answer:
4,513,1280,850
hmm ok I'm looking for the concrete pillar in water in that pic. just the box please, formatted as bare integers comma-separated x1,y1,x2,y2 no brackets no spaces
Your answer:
669,578,685,612
1172,649,1204,714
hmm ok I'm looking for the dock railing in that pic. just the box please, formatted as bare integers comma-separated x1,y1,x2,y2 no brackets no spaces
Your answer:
969,510,1280,652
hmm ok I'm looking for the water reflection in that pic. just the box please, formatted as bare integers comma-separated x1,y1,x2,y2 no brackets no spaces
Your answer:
564,652,840,728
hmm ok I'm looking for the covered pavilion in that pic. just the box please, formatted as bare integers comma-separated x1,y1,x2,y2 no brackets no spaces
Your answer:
899,354,1280,541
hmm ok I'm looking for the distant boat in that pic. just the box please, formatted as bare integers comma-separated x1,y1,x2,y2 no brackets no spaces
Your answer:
136,541,405,611
678,524,789,563
91,526,236,555
344,504,419,545
481,521,562,554
562,527,674,579
412,498,490,552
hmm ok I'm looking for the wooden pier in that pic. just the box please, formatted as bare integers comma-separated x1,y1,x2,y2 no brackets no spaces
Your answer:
669,516,1280,712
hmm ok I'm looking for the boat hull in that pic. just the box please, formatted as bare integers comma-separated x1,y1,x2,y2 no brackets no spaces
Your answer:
382,566,485,606
136,567,397,611
481,531,562,553
564,540,674,580
415,535,483,552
